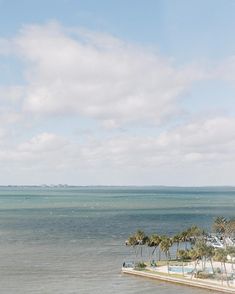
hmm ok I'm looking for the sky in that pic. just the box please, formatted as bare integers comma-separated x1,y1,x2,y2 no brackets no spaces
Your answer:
0,0,235,186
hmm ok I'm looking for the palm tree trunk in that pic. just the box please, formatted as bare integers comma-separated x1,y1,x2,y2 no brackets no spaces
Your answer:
148,247,152,264
158,248,161,261
133,246,138,265
168,250,171,260
191,260,197,279
152,247,156,257
165,252,169,274
221,262,223,285
155,247,158,261
203,257,206,271
177,242,181,256
134,246,138,259
137,246,140,259
223,262,229,287
210,258,215,274
151,247,156,264
168,251,171,273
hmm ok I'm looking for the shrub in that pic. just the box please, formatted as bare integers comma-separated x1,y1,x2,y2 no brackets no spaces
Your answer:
177,249,190,261
195,271,214,279
135,262,147,269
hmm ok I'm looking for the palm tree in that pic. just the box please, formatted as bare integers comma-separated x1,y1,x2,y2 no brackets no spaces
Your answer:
227,246,235,271
149,234,161,262
212,216,235,248
189,248,200,279
126,235,137,246
126,234,139,261
214,249,229,286
225,219,235,241
189,243,214,279
134,230,148,261
187,225,203,244
160,236,173,274
145,236,153,264
205,245,215,275
173,234,181,257
213,216,228,241
135,230,146,243
126,230,148,262
194,240,208,271
180,231,189,250
213,216,228,232
177,249,189,276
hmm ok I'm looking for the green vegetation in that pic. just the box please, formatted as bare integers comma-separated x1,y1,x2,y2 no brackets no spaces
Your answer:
134,262,147,270
144,269,183,278
125,216,235,285
194,271,214,279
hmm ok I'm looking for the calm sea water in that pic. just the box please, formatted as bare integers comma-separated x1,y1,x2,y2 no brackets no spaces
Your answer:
0,186,234,294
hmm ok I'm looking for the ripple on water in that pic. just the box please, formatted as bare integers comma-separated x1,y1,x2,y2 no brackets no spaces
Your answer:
0,186,234,293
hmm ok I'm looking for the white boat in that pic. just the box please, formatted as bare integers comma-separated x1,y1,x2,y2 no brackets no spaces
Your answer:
206,235,224,248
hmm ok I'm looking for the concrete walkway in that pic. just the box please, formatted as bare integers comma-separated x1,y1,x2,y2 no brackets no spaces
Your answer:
122,268,235,293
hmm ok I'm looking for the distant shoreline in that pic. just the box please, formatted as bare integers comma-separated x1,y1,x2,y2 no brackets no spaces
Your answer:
0,185,235,189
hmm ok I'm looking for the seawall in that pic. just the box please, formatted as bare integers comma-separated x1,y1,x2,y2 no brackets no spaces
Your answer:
122,268,235,293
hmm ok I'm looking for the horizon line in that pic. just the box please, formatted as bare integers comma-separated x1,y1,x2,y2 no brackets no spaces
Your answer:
0,184,235,188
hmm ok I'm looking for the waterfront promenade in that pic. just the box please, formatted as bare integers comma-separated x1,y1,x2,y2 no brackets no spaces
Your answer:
122,268,235,293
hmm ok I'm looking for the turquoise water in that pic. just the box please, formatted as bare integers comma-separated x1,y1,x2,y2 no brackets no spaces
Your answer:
169,266,193,274
0,186,234,293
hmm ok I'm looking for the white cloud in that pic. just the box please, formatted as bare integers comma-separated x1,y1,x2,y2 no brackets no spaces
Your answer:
77,117,235,169
0,132,70,173
0,110,22,126
0,116,235,185
11,22,206,127
0,86,24,133
0,22,235,185
0,85,24,102
18,132,68,153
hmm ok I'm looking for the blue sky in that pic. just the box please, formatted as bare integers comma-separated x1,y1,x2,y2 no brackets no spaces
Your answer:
0,0,235,185
1,0,235,58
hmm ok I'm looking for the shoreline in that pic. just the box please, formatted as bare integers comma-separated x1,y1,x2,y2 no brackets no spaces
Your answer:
122,268,235,293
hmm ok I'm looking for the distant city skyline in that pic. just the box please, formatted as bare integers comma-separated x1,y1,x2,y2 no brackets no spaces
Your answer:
0,0,235,185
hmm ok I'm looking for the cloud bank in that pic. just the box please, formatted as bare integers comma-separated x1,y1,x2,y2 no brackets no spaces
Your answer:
0,22,234,185
0,117,235,185
12,22,206,127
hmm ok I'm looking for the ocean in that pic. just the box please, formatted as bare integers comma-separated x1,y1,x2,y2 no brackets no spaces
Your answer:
0,186,234,294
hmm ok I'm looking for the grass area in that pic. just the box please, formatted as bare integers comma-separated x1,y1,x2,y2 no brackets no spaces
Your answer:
143,269,185,279
125,269,235,290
